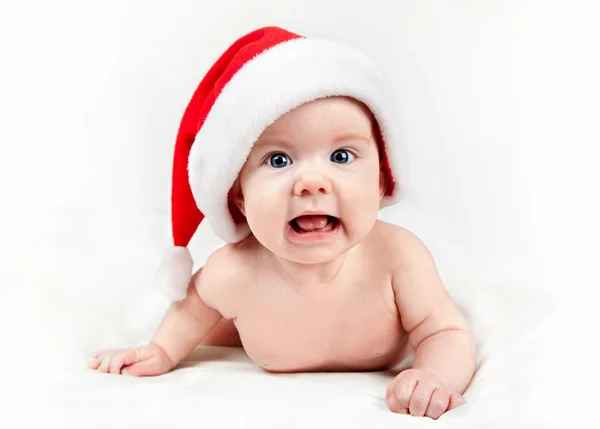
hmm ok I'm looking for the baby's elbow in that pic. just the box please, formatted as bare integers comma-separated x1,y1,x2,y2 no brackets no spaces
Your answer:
408,302,472,350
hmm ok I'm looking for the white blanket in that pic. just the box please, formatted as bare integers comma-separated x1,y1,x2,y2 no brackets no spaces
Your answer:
1,209,569,429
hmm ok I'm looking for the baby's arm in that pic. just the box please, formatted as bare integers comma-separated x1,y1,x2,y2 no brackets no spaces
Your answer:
386,230,476,417
89,249,228,376
148,265,224,368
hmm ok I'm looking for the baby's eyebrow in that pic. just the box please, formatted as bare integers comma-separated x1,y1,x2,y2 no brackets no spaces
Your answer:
333,133,372,145
253,138,293,150
254,132,372,149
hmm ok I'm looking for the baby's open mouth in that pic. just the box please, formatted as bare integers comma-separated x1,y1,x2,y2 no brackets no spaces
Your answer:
289,215,339,234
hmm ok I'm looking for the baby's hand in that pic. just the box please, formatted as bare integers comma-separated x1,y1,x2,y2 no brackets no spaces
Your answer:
385,369,465,419
87,343,173,376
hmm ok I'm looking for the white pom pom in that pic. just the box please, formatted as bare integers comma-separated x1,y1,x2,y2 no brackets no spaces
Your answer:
153,246,193,301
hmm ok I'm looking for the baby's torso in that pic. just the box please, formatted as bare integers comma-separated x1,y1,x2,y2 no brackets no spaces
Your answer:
212,221,409,372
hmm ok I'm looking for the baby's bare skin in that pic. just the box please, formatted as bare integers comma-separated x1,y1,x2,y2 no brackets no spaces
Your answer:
199,220,408,373
90,96,476,419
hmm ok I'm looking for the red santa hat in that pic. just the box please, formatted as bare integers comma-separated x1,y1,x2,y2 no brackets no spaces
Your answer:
154,26,408,301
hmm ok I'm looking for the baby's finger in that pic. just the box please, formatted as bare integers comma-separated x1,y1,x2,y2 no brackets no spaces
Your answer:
87,357,101,370
394,373,419,411
408,381,435,417
448,393,466,411
425,388,451,420
385,382,407,414
97,355,112,373
90,350,116,359
122,346,155,366
109,352,126,374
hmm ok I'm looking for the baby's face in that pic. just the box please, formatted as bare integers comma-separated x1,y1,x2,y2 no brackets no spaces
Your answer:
233,96,385,264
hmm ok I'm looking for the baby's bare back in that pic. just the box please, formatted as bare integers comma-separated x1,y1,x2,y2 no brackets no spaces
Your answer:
200,221,411,372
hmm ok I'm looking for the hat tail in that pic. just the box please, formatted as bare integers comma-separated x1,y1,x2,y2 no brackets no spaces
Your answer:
153,246,194,301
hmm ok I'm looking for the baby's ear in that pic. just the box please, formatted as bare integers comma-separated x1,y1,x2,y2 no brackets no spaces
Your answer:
227,180,246,222
378,167,388,199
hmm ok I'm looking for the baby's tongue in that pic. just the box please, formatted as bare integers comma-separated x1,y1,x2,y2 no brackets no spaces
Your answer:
295,215,329,231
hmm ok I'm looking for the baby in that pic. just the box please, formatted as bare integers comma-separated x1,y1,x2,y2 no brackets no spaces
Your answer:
88,27,476,419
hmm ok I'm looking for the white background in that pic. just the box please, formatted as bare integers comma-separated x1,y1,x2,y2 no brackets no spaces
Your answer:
1,0,599,427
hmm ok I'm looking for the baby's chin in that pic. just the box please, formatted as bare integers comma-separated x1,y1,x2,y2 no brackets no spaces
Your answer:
249,231,348,264
272,234,360,265
275,246,350,265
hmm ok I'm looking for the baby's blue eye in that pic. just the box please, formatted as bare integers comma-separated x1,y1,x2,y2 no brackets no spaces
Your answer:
330,149,355,164
268,153,291,168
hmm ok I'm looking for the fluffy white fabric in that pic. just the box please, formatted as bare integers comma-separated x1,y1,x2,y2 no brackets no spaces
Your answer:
1,207,568,428
154,245,194,301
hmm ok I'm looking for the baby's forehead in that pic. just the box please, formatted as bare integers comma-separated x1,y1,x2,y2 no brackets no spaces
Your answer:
256,96,377,146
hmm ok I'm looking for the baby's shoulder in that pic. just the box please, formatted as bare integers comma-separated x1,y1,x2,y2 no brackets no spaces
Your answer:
366,220,431,268
194,239,256,317
202,239,257,283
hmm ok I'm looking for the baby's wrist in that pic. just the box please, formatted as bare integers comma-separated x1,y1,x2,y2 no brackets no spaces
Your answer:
408,366,459,392
148,341,176,369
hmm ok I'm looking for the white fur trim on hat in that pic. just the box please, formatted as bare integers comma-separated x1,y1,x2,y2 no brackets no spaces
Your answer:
188,37,408,243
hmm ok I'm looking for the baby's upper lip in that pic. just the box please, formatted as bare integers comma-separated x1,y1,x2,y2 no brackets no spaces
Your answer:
289,211,338,221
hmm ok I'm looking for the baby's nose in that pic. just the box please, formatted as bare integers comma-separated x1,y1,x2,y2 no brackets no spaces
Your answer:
293,172,332,196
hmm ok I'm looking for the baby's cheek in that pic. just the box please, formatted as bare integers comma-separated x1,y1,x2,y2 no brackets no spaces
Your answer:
342,181,381,233
244,194,287,239
349,176,381,208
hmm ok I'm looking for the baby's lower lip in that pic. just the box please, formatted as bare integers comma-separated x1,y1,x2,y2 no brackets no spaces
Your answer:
286,219,341,242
